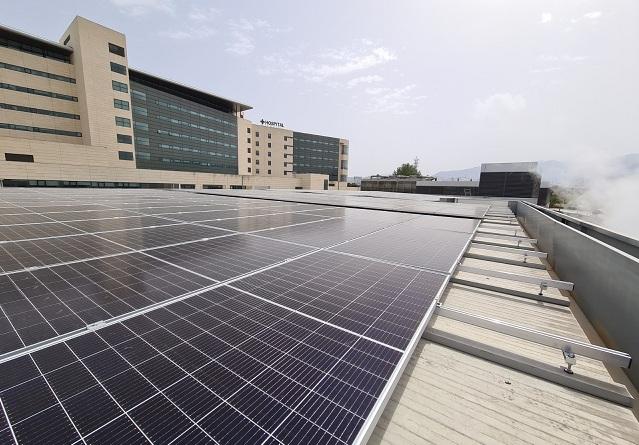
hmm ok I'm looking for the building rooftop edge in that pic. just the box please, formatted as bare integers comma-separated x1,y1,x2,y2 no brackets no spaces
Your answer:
0,22,72,52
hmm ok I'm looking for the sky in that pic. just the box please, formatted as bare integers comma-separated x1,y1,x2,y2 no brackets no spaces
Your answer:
2,0,638,176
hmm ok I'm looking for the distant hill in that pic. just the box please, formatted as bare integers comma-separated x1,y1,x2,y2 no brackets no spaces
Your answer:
433,154,639,186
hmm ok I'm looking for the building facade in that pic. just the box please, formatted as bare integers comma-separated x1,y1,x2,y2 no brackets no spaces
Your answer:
0,17,348,189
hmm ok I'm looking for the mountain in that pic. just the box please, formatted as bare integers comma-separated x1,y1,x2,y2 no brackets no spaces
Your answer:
433,154,639,186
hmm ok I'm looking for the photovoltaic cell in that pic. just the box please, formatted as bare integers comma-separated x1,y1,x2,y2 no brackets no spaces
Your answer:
199,212,331,233
0,253,214,354
0,222,83,242
97,224,231,250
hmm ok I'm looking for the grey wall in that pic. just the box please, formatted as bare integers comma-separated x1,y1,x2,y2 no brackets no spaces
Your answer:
511,201,639,388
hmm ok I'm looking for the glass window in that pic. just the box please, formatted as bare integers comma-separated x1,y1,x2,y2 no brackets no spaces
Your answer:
268,133,271,139
137,151,151,160
117,134,132,144
134,121,149,131
247,147,251,153
247,128,251,133
255,159,260,165
109,43,126,57
118,151,133,160
256,169,260,174
255,131,259,137
268,161,271,166
114,99,129,110
255,141,259,147
135,136,149,146
267,143,271,148
133,106,147,116
268,151,271,157
110,62,127,75
247,167,251,173
256,150,260,156
112,80,128,93
247,137,251,143
268,169,271,174
131,90,146,101
115,116,131,127
5,153,34,162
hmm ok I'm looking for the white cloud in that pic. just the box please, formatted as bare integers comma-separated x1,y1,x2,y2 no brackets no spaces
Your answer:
300,47,396,82
540,13,553,24
347,75,383,88
474,93,526,119
110,0,174,15
364,84,427,115
161,27,216,40
188,6,219,22
226,19,288,56
571,11,603,23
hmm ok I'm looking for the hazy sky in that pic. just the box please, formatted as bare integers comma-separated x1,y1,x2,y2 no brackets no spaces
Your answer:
3,0,638,176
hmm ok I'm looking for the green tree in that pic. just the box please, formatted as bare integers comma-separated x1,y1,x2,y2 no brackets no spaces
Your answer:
392,163,421,176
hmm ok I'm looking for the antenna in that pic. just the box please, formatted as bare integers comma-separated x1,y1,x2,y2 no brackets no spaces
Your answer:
413,156,419,170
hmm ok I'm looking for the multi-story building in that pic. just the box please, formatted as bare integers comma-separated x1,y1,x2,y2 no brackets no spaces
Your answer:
0,17,349,189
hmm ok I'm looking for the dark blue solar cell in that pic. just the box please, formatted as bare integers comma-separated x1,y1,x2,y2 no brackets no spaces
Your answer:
11,404,81,445
129,395,195,444
163,343,211,373
0,355,39,390
273,412,343,445
199,402,269,444
193,362,244,399
101,368,157,411
113,337,158,365
84,415,149,445
164,377,221,421
47,362,96,399
228,384,289,431
61,385,122,436
66,332,109,358
31,343,76,373
296,392,365,443
82,348,130,380
2,376,57,423
136,355,187,390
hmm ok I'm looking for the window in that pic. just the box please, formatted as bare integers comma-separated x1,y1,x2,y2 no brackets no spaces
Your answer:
268,170,271,175
284,171,287,175
135,136,149,146
246,128,251,133
0,35,71,63
247,167,251,173
110,62,127,75
256,169,260,174
255,159,260,165
247,147,251,153
268,151,271,157
255,141,259,147
247,137,251,143
0,102,80,120
268,133,271,139
115,116,131,127
133,106,147,116
341,160,348,169
63,35,70,45
180,184,195,189
203,185,223,189
5,153,33,162
1,83,77,101
247,158,251,163
108,43,126,57
268,161,271,166
255,131,259,137
284,162,288,167
284,136,288,141
137,151,150,161
0,62,76,83
117,134,132,144
0,123,81,137
112,80,128,93
255,150,260,156
267,143,271,148
114,98,129,110
134,121,149,131
118,151,133,160
341,144,349,154
131,90,146,101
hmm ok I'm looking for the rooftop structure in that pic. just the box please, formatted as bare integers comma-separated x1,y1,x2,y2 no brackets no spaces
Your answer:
0,188,636,444
0,17,348,190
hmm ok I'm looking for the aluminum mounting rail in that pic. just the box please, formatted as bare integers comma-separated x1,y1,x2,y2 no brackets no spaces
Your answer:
474,232,537,243
457,264,574,291
434,304,632,368
469,242,547,258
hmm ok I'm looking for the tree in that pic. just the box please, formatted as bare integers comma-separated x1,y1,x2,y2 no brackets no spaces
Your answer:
392,163,421,176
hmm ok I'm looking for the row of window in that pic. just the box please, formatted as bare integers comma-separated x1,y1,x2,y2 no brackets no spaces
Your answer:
246,149,273,157
137,154,236,170
131,90,146,101
158,143,238,159
247,168,274,175
136,136,149,145
296,138,338,146
153,99,237,127
0,36,70,63
0,62,76,84
0,102,80,120
154,114,237,138
1,82,78,102
247,139,276,148
156,129,237,149
247,158,277,166
246,129,278,139
0,122,81,137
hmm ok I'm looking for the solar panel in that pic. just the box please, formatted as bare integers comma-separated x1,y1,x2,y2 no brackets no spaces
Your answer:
0,188,479,444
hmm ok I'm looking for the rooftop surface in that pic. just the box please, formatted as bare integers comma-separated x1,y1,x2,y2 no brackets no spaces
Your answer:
0,189,635,444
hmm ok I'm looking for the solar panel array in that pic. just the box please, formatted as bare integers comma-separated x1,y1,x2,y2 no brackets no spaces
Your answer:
0,188,478,444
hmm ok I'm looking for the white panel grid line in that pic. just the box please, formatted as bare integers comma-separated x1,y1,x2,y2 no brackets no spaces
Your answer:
0,396,18,444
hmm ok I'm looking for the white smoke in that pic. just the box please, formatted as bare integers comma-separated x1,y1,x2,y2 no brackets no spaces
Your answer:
555,151,639,240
